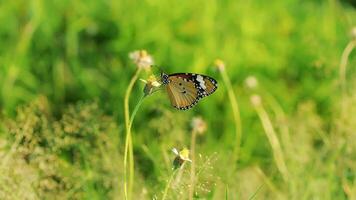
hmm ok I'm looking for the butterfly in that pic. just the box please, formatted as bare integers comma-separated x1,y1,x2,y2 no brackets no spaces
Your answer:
160,72,218,110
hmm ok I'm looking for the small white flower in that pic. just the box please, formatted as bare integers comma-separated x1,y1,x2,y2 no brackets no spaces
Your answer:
191,117,207,134
141,75,162,96
250,94,262,106
172,147,192,169
151,80,161,87
214,59,225,72
129,50,154,70
172,148,179,156
351,27,356,40
244,76,258,89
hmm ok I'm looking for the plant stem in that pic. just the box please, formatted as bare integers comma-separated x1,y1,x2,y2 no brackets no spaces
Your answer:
128,94,145,197
124,67,142,200
162,169,179,200
339,40,355,117
262,91,292,156
253,103,289,181
220,69,242,162
189,130,197,200
129,94,145,129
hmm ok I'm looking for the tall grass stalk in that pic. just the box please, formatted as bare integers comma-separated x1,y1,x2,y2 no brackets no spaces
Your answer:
225,185,229,200
245,76,291,151
339,39,355,117
189,130,197,200
123,67,142,200
262,91,292,156
216,60,242,162
251,95,289,181
162,169,178,200
128,94,146,197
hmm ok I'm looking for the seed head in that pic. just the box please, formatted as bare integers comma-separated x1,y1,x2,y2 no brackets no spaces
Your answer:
244,76,258,90
351,27,356,40
214,59,225,72
129,50,154,70
191,116,207,135
250,94,262,106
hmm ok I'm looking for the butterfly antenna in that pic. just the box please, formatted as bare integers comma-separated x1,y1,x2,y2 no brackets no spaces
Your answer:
150,64,158,69
150,65,164,76
158,66,166,75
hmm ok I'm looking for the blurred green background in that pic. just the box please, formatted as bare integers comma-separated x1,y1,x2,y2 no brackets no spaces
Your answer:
0,0,356,199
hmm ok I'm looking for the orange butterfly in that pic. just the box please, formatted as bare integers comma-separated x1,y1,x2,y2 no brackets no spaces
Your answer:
161,72,218,110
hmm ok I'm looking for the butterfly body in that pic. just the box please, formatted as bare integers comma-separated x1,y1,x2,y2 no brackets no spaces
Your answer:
161,72,218,110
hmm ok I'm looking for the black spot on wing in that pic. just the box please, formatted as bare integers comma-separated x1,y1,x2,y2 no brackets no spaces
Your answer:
167,73,218,110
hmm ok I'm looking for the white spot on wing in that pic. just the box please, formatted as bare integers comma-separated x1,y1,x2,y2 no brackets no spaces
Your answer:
196,75,207,90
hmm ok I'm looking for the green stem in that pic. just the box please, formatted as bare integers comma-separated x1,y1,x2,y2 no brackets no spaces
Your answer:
123,68,142,200
189,130,197,200
253,103,289,181
220,69,242,162
261,91,292,156
129,94,145,129
128,94,145,198
339,40,355,118
162,169,179,200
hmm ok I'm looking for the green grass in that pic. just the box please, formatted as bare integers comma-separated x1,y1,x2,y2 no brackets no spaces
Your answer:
0,0,356,199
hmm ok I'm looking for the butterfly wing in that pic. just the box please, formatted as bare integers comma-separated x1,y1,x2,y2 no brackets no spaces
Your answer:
165,73,218,110
196,75,218,97
166,75,199,110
